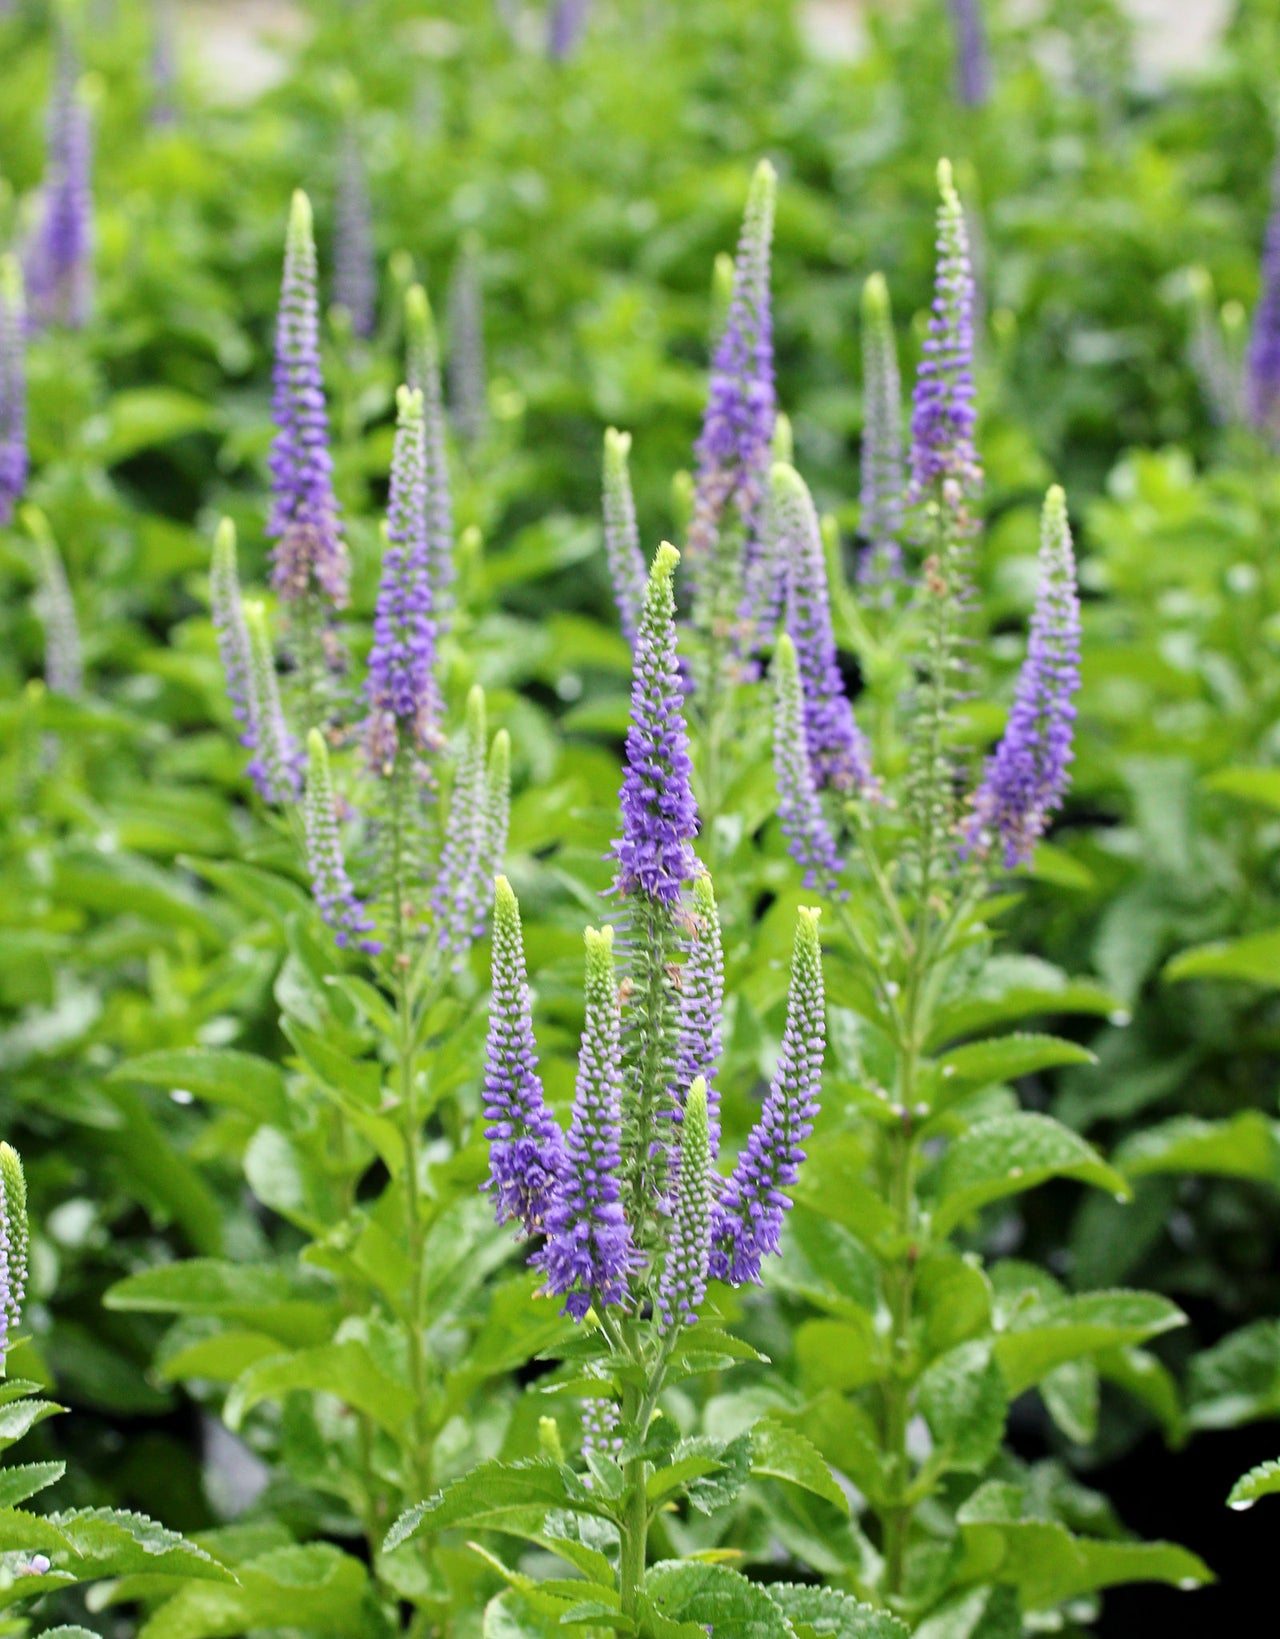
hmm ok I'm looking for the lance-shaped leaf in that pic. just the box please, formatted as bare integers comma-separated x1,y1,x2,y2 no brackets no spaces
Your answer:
930,1113,1130,1235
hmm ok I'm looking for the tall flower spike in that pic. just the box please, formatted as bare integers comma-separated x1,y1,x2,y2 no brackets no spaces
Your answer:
405,284,455,621
1247,160,1280,440
25,43,92,330
967,486,1080,868
776,463,874,795
268,191,348,608
476,729,512,940
688,159,777,600
244,603,302,805
536,926,636,1319
672,871,724,1158
33,522,83,698
151,0,178,127
0,259,28,526
602,428,646,648
771,634,843,896
857,273,905,592
334,122,376,341
433,685,490,958
210,520,252,732
365,386,440,773
612,542,699,905
948,0,990,107
657,1076,713,1330
909,160,981,506
711,908,824,1286
485,876,566,1232
447,238,487,450
304,729,379,952
547,0,590,60
0,1142,28,1372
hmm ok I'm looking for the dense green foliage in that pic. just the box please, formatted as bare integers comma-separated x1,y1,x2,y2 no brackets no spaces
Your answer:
4,0,1280,1635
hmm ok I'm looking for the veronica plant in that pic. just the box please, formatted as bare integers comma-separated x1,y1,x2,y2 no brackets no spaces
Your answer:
386,544,880,1635
742,163,1212,1629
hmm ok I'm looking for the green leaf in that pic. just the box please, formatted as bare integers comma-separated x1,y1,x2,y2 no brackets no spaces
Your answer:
643,1561,795,1637
937,1034,1096,1088
931,1114,1130,1235
1228,1457,1280,1510
137,1543,368,1639
932,957,1118,1043
763,1583,909,1638
1164,928,1280,987
0,1506,73,1552
1188,1319,1280,1428
224,1340,414,1438
0,1396,63,1452
38,1628,104,1639
86,387,216,465
110,1049,288,1126
104,1260,338,1346
1203,766,1280,812
917,1342,1007,1473
913,1587,1020,1639
384,1460,606,1551
995,1291,1184,1395
1041,1360,1099,1445
750,1418,849,1512
1114,1112,1279,1182
49,1507,235,1583
0,1461,65,1508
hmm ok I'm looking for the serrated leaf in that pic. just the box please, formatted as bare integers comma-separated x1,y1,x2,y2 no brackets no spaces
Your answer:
750,1418,848,1513
137,1543,367,1639
109,1049,288,1125
1114,1112,1279,1182
385,1459,607,1551
931,1114,1130,1235
0,1461,64,1508
0,1506,73,1552
0,1396,63,1451
995,1291,1184,1395
763,1582,908,1638
1227,1457,1280,1509
644,1561,795,1636
1164,928,1280,987
50,1508,234,1583
937,1034,1096,1088
917,1342,1007,1473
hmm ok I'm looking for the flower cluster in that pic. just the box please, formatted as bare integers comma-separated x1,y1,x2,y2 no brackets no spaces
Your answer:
432,687,511,960
0,259,28,527
32,518,83,699
948,0,990,108
909,159,980,507
405,284,455,623
304,730,380,954
1247,159,1280,441
967,485,1081,866
269,191,348,609
25,44,93,331
0,1142,29,1371
602,427,647,649
857,272,905,594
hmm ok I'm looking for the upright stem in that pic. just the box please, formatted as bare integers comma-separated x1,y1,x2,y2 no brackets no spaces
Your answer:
619,1377,648,1621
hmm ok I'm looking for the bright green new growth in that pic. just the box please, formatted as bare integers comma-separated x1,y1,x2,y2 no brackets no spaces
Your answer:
0,1141,28,1360
405,282,439,389
771,410,793,465
288,186,313,258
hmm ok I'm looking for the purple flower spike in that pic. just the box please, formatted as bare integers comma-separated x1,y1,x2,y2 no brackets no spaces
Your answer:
688,160,777,595
657,1076,713,1330
151,0,178,127
334,123,376,342
775,463,874,795
244,603,302,806
771,634,844,896
536,926,637,1320
612,542,700,906
303,728,380,953
0,1142,29,1367
909,161,981,507
948,0,990,107
602,428,647,648
857,273,905,594
485,876,566,1234
365,386,441,774
672,871,724,1158
406,284,455,624
0,259,28,527
25,44,93,331
967,486,1080,868
711,908,824,1286
434,686,509,961
210,520,251,732
1247,160,1280,440
268,191,348,609
547,0,590,60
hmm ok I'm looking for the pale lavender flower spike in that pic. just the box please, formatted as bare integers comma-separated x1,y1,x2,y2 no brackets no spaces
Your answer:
711,908,824,1286
948,0,990,108
547,0,590,60
909,160,980,505
334,123,376,341
771,634,844,896
0,260,28,526
268,191,348,608
967,486,1080,868
303,729,379,952
602,428,647,648
25,42,93,331
365,386,440,774
857,273,905,593
0,1143,29,1369
244,602,303,805
775,462,874,796
535,926,638,1319
1247,158,1280,441
612,542,700,906
485,876,566,1234
671,871,724,1157
688,160,776,600
657,1075,713,1329
406,285,455,622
